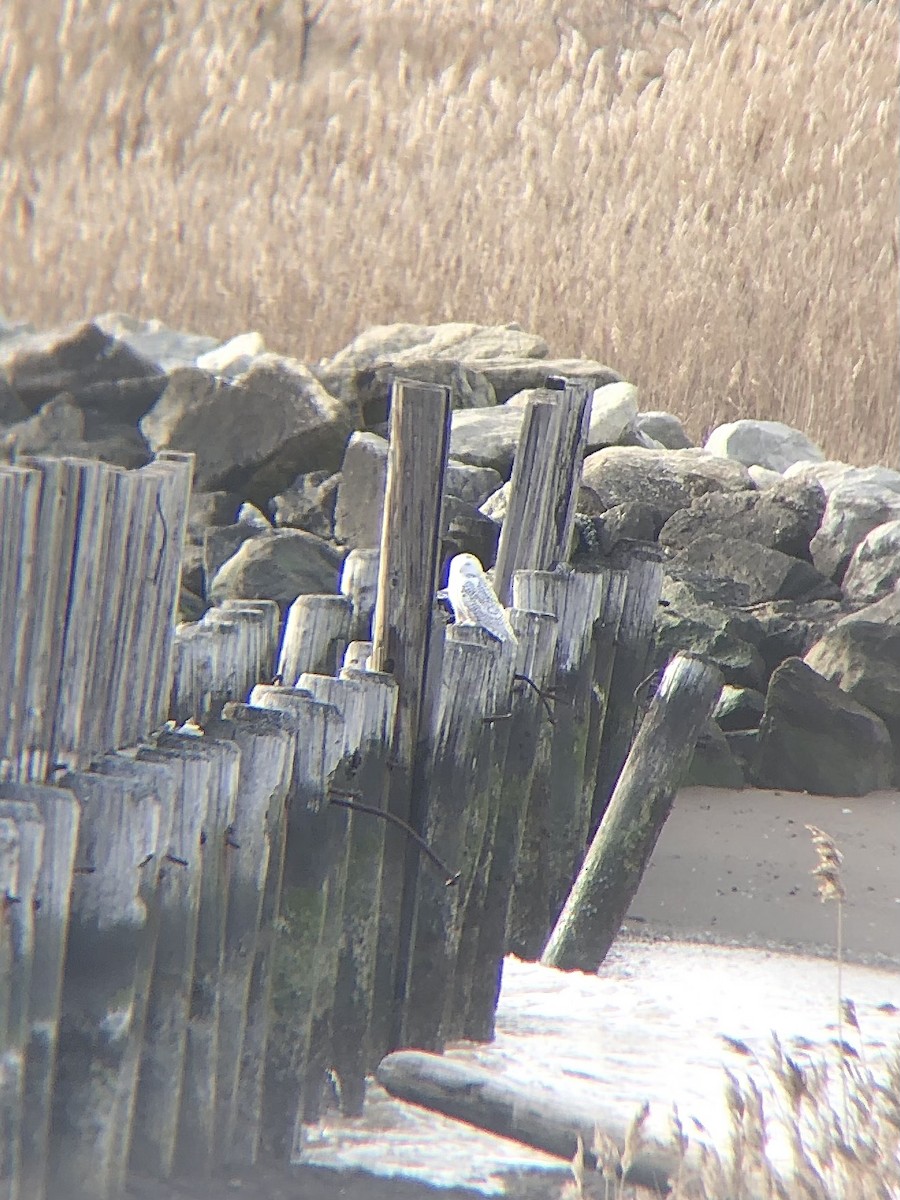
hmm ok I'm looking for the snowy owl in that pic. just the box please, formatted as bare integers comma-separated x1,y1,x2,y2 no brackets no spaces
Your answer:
446,553,518,646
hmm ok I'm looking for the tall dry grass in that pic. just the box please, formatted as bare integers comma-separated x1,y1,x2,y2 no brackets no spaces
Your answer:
0,0,897,463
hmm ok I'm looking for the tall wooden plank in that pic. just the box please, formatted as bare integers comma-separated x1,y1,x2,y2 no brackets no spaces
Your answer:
0,783,78,1200
582,566,628,838
370,379,451,1054
0,467,40,783
277,594,352,684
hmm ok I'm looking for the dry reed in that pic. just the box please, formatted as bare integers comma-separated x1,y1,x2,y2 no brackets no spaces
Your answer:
0,0,896,463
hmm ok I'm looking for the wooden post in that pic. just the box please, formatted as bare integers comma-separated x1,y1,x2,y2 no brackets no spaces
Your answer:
0,783,78,1200
212,704,293,1160
169,623,218,725
298,670,398,1115
277,594,352,684
377,1051,677,1192
0,819,19,1200
443,628,517,1042
591,543,666,829
369,380,451,1052
340,548,380,641
218,599,281,686
47,771,161,1200
0,801,42,1200
513,568,610,933
247,686,342,1161
459,608,558,1041
402,630,499,1052
0,467,41,783
124,743,208,1179
542,654,723,971
164,735,240,1178
581,567,628,833
89,754,176,1196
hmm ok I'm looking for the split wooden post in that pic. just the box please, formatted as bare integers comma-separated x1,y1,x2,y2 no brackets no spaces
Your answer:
0,467,41,783
277,594,352,684
125,742,209,1179
165,736,240,1178
402,630,499,1052
580,567,628,832
369,379,451,1051
444,628,517,1042
247,685,342,1161
0,819,20,1200
0,801,42,1200
0,783,78,1200
298,670,398,1115
513,568,611,932
591,543,666,829
47,771,161,1200
460,609,558,1041
219,598,281,685
542,653,724,971
340,548,380,641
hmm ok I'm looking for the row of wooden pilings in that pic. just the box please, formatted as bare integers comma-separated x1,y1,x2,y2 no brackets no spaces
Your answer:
0,377,723,1199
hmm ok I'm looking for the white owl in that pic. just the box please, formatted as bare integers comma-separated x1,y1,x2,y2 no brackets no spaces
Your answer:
446,553,518,646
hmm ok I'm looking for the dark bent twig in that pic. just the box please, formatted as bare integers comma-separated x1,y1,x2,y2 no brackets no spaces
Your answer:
328,791,460,886
513,672,557,725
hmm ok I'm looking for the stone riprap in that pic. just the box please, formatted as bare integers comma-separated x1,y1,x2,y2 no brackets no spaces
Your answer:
2,313,898,795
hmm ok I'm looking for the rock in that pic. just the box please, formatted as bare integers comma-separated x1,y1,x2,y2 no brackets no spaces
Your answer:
747,464,784,489
316,358,495,428
269,470,340,538
0,395,84,455
725,730,758,781
333,432,388,549
804,621,900,780
479,482,510,523
441,497,501,569
659,479,826,561
187,491,242,543
467,358,620,405
196,331,266,376
809,481,900,582
237,502,272,530
94,311,220,370
835,586,900,628
661,570,752,612
785,459,900,497
203,524,259,593
1,321,164,412
72,430,152,469
321,322,549,371
841,519,900,604
585,382,638,451
72,375,169,427
575,503,658,558
0,378,28,425
181,543,206,598
446,461,503,508
714,685,766,732
140,355,357,503
208,528,344,607
178,585,207,624
581,447,753,532
652,599,767,691
754,657,892,796
704,419,824,473
746,599,845,677
683,723,746,789
634,411,693,450
666,534,839,605
450,407,526,478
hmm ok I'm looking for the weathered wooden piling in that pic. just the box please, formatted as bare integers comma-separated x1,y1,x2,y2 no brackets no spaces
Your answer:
581,567,628,832
0,467,41,783
512,567,612,933
591,543,666,830
340,548,380,641
47,771,161,1200
403,629,500,1052
542,653,724,972
166,736,240,1178
277,594,352,684
459,609,558,1041
297,670,398,1115
0,783,78,1200
0,818,20,1200
368,379,451,1052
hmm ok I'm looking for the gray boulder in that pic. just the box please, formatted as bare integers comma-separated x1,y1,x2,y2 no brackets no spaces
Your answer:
208,529,344,607
0,395,84,454
585,382,639,451
785,459,900,498
841,519,900,605
141,355,357,502
683,723,746,789
442,497,501,569
479,359,620,405
315,358,495,428
635,411,693,450
714,685,766,732
581,447,753,531
704,419,824,472
835,586,900,628
94,311,220,370
450,406,526,477
203,524,258,593
181,543,206,599
809,481,900,582
321,322,549,371
805,621,900,781
1,321,163,412
666,534,839,605
333,432,388,549
196,332,266,377
577,502,658,557
652,597,767,691
446,461,503,508
187,491,242,544
269,470,340,538
659,479,825,561
746,599,845,677
754,657,892,795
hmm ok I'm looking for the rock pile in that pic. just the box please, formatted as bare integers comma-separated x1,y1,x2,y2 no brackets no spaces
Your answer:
2,314,898,796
